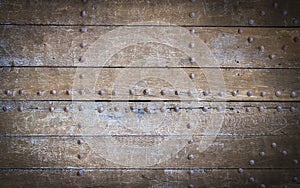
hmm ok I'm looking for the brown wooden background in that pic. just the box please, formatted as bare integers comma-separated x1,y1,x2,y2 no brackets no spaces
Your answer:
0,0,300,187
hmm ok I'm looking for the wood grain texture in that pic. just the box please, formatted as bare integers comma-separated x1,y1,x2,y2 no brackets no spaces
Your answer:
0,0,300,26
0,67,299,101
0,101,299,136
1,169,299,188
0,26,299,68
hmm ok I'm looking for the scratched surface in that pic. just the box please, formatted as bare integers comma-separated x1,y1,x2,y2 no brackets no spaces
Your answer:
0,0,300,187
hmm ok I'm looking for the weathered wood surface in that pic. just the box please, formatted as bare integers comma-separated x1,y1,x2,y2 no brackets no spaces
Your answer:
0,26,299,68
0,101,299,135
0,135,299,168
1,169,299,188
1,0,300,26
0,68,299,101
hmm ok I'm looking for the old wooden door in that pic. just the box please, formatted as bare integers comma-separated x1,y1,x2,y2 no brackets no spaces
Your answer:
0,0,299,187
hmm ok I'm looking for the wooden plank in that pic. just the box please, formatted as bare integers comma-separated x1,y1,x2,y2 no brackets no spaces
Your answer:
1,135,299,168
0,101,299,135
1,169,299,188
0,26,299,68
0,68,299,101
1,0,300,26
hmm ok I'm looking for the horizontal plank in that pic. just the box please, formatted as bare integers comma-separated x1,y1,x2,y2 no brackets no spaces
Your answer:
0,101,299,135
0,68,299,101
1,0,300,26
1,135,299,168
0,26,299,68
1,169,299,188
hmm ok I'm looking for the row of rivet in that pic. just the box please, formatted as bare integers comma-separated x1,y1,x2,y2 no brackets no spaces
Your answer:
1,105,297,113
2,89,298,98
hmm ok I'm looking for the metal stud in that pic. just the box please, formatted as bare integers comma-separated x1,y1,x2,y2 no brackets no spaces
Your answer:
282,45,288,51
190,73,195,79
259,106,265,112
18,106,24,112
98,90,105,95
187,123,193,129
238,168,243,173
66,90,73,95
294,37,299,43
81,10,87,17
259,151,265,157
188,184,194,188
37,91,43,96
190,57,196,63
293,18,299,25
50,90,57,95
277,106,282,112
292,176,298,182
291,91,297,98
143,89,150,95
188,154,194,160
260,184,266,188
112,90,118,96
273,2,278,8
188,139,194,144
282,150,288,156
79,56,86,63
79,74,85,79
249,159,255,166
248,19,254,25
81,27,87,33
97,106,104,113
203,106,209,112
19,89,25,95
79,89,85,95
275,90,281,97
246,107,251,112
5,90,12,95
283,10,288,16
269,54,276,59
78,122,83,128
203,90,209,96
249,177,255,182
79,105,84,111
189,12,196,18
3,105,10,112
174,106,180,112
293,159,298,165
160,106,167,112
144,107,150,113
247,91,253,97
49,106,55,112
283,185,288,188
190,29,196,34
187,90,194,96
80,42,87,48
77,139,84,145
77,170,83,176
175,90,181,95
232,90,238,96
290,106,296,112
129,89,135,95
271,142,277,148
189,43,195,48
219,91,224,97
259,45,265,52
260,10,265,16
238,28,243,34
261,91,266,97
64,106,70,112
78,154,84,159
188,169,195,175
161,90,167,96
248,37,254,43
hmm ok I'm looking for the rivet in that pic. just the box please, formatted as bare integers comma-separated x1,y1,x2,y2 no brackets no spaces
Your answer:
247,91,253,97
78,122,83,128
80,42,87,48
130,106,134,111
161,90,167,96
129,89,135,95
5,90,12,95
269,54,276,59
190,57,196,63
175,90,181,95
49,106,55,112
203,90,209,96
238,28,243,34
232,90,238,96
98,90,105,95
114,107,120,112
259,45,265,52
81,27,87,33
246,107,251,112
249,176,255,182
77,139,84,145
282,150,288,156
275,90,281,97
3,105,10,112
18,106,24,112
260,184,266,188
273,2,278,8
190,73,195,79
112,90,118,96
66,90,73,95
79,90,85,95
189,12,196,18
248,37,254,43
249,159,255,166
259,151,265,157
203,106,209,112
283,185,288,188
248,19,254,25
78,154,84,159
187,90,193,96
271,142,277,148
187,123,193,129
160,107,167,112
292,176,298,182
259,106,265,112
64,106,70,112
188,154,194,160
261,91,266,97
260,10,265,16
189,43,195,48
293,159,299,165
188,184,194,188
37,91,43,96
218,91,224,97
97,106,104,113
143,89,150,95
238,168,243,173
144,107,150,113
283,10,288,16
79,56,86,63
50,90,57,95
188,170,195,175
294,37,299,43
79,74,85,79
190,29,196,34
19,89,25,95
81,10,87,17
79,105,84,111
290,106,296,112
77,170,83,176
293,18,299,25
188,139,194,144
174,106,180,112
291,91,297,98
277,106,282,112
282,45,288,51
